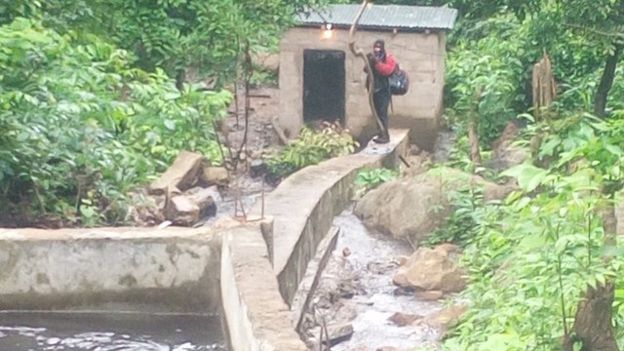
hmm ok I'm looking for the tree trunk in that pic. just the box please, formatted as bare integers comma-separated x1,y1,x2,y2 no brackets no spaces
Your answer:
572,200,619,351
594,44,622,117
573,283,618,351
175,69,186,91
468,116,481,165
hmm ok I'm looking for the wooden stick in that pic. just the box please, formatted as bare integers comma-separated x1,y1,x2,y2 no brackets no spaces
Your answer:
348,0,386,135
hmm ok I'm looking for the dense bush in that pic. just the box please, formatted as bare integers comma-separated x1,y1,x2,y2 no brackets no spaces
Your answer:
0,19,230,226
266,123,358,180
1,0,331,83
442,113,624,350
445,14,530,145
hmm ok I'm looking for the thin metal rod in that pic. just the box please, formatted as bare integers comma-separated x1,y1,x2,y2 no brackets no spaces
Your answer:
261,177,265,219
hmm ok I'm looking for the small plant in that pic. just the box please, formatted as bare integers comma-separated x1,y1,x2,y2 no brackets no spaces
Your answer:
424,186,484,247
355,167,399,193
266,122,358,180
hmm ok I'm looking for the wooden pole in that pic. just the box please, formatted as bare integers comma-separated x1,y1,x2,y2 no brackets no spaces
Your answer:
348,0,387,135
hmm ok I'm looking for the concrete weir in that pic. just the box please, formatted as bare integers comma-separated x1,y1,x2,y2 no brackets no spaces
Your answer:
0,129,409,351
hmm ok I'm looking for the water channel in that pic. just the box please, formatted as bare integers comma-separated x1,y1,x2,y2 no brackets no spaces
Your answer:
0,311,227,351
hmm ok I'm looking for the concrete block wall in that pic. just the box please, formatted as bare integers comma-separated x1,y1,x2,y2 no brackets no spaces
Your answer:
279,27,447,149
0,228,222,313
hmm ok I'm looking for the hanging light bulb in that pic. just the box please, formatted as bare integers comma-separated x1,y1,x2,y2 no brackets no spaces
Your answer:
321,23,333,40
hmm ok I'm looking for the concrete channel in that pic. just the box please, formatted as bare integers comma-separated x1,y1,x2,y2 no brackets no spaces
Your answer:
0,129,409,350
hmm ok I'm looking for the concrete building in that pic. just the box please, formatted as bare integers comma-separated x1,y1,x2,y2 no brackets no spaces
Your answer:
278,4,457,148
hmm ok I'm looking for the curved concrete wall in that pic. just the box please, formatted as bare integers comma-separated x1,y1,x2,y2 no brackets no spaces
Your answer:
220,129,408,350
254,129,409,305
221,224,307,351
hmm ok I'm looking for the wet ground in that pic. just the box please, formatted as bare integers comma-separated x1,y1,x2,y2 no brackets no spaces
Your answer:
303,208,444,351
0,311,227,351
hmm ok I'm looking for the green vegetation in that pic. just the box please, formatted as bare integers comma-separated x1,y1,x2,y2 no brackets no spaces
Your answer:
0,19,230,226
1,0,328,83
0,0,329,225
355,167,400,193
4,0,624,348
355,1,624,350
441,115,624,350
267,123,358,180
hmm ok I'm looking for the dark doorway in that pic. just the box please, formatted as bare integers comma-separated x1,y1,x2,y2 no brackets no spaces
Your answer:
303,49,345,124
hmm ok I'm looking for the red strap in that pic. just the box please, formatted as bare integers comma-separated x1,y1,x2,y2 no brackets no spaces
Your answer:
374,54,396,77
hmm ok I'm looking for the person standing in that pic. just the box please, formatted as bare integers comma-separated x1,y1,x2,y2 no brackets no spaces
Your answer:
366,39,396,144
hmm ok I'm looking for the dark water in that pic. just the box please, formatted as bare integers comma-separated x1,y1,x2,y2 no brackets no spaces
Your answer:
0,311,227,351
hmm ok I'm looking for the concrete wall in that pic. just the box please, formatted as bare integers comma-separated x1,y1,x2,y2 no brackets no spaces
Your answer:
221,225,307,351
0,228,222,313
0,225,309,350
255,129,409,305
0,130,411,351
279,27,447,149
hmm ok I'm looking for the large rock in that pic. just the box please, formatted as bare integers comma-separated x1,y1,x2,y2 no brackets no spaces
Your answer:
149,151,206,195
165,186,220,226
199,166,229,186
425,304,468,334
393,244,466,293
354,167,513,246
388,312,422,327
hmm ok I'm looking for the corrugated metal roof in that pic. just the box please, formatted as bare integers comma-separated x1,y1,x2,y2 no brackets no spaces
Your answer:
296,4,458,31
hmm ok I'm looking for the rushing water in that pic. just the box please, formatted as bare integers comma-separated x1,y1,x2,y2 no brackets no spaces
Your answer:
309,208,445,350
0,311,227,351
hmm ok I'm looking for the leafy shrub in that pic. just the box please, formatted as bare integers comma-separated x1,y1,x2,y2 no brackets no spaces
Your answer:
0,19,230,226
354,167,399,193
443,114,624,351
2,0,333,83
424,186,484,247
266,123,358,180
445,14,530,146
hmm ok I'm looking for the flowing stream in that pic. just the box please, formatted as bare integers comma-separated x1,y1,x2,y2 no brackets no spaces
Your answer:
304,208,446,350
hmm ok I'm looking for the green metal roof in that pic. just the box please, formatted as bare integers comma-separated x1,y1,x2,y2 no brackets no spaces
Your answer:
297,4,458,32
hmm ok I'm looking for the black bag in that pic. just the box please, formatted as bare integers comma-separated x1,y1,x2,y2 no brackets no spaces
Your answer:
389,66,409,95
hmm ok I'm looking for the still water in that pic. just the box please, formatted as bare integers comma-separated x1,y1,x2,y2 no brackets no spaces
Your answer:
0,311,227,351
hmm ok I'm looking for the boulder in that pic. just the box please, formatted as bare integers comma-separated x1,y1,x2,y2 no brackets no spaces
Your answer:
325,322,354,347
393,245,466,293
355,167,514,246
165,186,220,226
388,312,422,327
149,151,206,195
309,322,354,349
199,166,229,186
127,191,165,226
425,304,468,333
